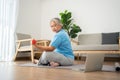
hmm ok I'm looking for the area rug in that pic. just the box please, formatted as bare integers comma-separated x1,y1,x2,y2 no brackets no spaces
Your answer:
19,63,82,69
19,63,116,72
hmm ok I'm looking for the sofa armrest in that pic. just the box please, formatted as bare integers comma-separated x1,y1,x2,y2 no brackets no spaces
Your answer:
16,38,32,43
71,39,79,45
36,40,50,46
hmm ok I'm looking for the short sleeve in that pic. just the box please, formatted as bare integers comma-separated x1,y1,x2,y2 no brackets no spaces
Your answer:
50,35,62,48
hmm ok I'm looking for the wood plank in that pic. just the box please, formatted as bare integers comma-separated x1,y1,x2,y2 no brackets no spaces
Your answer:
73,50,120,54
0,61,119,80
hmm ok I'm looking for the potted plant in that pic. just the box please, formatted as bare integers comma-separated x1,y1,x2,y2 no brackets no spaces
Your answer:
59,10,82,39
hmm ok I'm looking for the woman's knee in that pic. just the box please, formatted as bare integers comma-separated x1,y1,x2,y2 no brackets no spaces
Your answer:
41,52,53,60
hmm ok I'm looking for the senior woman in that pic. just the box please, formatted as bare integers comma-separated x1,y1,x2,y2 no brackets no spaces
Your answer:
33,18,74,67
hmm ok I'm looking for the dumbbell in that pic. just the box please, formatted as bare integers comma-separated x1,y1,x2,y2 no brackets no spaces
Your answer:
32,39,36,45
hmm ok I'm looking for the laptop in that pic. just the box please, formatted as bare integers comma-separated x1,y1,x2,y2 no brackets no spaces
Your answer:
73,53,105,72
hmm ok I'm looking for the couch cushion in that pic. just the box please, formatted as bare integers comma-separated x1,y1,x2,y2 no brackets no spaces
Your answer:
78,33,102,45
102,32,119,44
16,33,32,46
72,44,119,50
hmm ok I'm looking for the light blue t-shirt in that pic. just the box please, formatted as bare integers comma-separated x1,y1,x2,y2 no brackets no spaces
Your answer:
50,29,74,59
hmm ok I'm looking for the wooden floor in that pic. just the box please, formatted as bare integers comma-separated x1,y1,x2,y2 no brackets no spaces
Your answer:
0,60,120,80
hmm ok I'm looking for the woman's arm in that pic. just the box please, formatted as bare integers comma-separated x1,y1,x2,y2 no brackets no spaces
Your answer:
33,44,55,51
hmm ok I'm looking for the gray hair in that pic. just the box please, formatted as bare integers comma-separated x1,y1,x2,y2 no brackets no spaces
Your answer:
50,18,63,26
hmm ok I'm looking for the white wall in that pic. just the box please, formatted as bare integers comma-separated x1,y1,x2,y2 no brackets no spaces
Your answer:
16,0,41,39
17,0,120,40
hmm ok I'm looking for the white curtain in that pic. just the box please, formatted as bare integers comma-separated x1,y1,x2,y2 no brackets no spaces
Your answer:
0,0,19,61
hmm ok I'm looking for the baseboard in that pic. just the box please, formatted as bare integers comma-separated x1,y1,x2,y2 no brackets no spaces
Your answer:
15,53,42,61
15,57,31,61
104,57,120,61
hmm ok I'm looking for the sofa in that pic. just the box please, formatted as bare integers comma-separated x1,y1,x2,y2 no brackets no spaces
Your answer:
72,32,120,60
14,33,50,61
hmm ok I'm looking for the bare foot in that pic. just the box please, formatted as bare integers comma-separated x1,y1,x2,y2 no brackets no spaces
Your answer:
33,59,39,64
50,61,60,67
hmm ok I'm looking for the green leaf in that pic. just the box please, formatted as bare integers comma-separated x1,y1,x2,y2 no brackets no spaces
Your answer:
66,12,71,20
59,10,82,38
70,33,77,38
71,25,81,33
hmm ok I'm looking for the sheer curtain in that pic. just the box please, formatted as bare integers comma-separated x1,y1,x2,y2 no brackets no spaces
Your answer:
0,0,19,61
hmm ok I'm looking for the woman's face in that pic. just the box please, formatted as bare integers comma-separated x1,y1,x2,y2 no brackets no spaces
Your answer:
50,21,62,33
